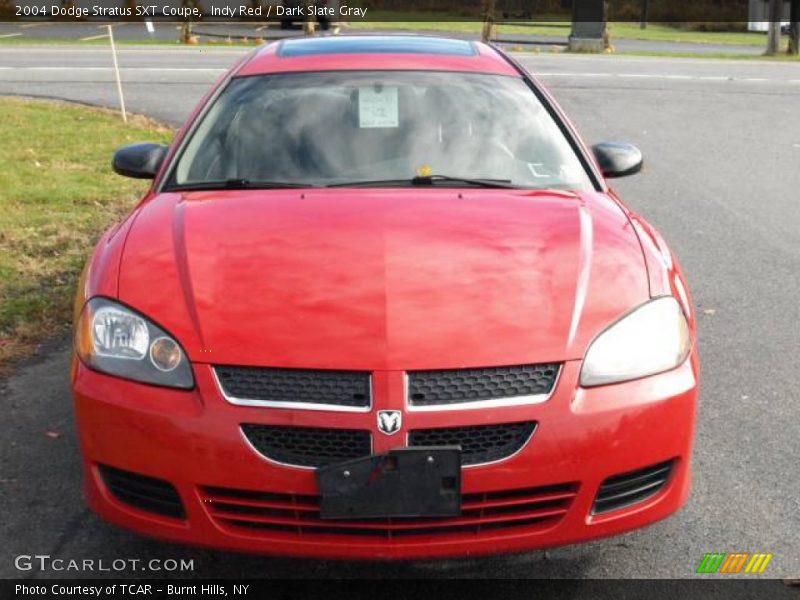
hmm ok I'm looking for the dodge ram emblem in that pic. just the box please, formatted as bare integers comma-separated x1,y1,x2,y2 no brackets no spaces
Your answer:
377,410,402,436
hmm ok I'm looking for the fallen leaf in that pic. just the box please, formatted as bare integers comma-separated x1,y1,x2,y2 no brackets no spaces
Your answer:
703,308,716,315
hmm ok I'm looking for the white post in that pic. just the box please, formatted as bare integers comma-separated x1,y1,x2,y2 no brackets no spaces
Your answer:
107,24,127,123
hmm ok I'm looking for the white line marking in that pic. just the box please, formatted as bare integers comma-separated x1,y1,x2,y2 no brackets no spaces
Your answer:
80,33,110,41
0,67,226,72
0,65,796,85
0,46,248,55
0,33,23,38
537,72,799,84
514,52,800,68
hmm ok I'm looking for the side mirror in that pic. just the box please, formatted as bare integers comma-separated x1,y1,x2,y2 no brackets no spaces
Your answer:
591,142,643,179
112,143,169,179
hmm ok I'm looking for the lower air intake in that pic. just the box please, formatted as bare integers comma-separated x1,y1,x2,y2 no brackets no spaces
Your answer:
593,459,675,514
99,464,185,519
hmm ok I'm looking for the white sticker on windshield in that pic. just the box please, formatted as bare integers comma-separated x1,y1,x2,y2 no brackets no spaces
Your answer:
358,86,399,128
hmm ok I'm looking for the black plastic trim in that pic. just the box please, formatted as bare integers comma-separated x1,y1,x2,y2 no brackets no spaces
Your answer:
593,459,675,514
99,464,185,520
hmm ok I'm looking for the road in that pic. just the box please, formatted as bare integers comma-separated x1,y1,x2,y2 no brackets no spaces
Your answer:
1,45,799,581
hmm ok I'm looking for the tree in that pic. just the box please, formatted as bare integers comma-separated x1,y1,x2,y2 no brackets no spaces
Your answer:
789,0,799,55
481,0,496,42
0,0,15,18
766,0,782,55
303,0,315,36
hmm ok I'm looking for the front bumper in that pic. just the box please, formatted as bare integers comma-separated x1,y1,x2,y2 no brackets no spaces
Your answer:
72,354,698,560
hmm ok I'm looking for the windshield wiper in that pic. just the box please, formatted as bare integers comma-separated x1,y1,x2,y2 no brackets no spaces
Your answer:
412,175,517,188
327,175,518,189
166,178,312,192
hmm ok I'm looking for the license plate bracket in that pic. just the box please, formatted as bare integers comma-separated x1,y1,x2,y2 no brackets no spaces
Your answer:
316,446,461,520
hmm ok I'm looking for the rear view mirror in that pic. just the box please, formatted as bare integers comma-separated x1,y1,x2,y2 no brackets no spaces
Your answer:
112,143,169,179
592,142,643,179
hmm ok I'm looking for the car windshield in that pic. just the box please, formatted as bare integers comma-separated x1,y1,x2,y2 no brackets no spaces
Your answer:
170,70,594,191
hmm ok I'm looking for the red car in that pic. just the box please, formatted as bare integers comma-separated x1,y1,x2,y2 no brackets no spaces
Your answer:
72,35,698,560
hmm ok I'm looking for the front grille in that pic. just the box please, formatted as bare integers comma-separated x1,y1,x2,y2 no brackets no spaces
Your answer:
215,366,371,409
407,364,560,407
199,481,578,539
409,422,536,466
241,424,372,468
593,460,675,514
99,464,185,519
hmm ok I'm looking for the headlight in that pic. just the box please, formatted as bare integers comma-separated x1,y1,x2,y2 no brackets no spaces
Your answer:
579,296,691,387
75,297,194,389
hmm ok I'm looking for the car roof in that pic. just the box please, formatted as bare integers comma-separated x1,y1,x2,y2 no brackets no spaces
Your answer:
237,35,520,77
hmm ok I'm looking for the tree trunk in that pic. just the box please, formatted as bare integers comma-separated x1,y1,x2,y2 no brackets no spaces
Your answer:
303,0,315,36
788,0,799,55
181,21,192,44
481,0,496,42
766,0,782,55
0,0,15,19
180,0,201,44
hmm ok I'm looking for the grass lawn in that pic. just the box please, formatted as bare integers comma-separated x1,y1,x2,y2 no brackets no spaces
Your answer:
0,21,780,49
349,19,775,47
0,97,173,372
346,13,570,37
606,22,771,46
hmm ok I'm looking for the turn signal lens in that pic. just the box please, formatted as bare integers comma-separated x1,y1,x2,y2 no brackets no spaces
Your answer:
150,337,182,372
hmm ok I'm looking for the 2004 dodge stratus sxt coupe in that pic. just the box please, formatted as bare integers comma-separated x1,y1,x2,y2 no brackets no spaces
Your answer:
72,36,698,559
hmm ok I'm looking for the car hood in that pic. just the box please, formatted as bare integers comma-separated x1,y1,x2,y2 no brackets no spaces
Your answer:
118,189,649,370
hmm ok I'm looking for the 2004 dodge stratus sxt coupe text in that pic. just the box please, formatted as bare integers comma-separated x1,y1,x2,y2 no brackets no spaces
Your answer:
72,36,698,559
